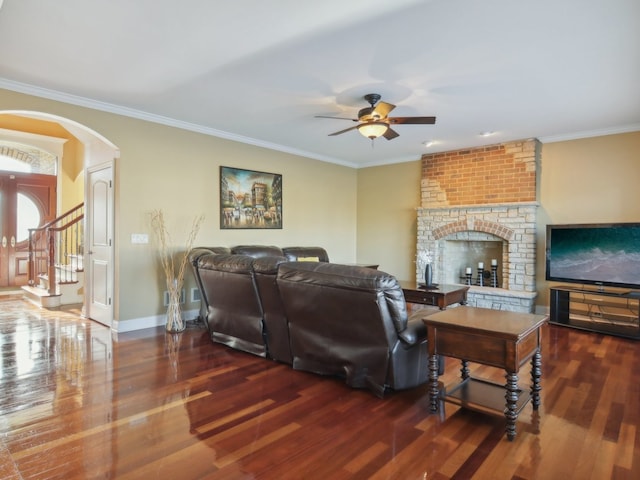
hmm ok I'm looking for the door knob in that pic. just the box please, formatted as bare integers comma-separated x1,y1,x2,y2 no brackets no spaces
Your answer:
1,236,6,248
10,236,15,247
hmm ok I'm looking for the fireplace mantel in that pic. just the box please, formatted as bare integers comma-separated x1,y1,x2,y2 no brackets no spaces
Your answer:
417,201,540,213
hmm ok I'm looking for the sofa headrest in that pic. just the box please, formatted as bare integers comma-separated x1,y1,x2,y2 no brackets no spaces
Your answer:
253,256,289,274
197,253,254,274
189,247,230,264
282,246,329,262
277,262,395,292
231,245,284,258
277,262,408,333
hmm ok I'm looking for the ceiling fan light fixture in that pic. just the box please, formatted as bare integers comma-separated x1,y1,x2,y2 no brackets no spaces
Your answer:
358,122,388,139
318,94,436,142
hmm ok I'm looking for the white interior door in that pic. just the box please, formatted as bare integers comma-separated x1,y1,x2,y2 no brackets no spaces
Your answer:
86,163,114,327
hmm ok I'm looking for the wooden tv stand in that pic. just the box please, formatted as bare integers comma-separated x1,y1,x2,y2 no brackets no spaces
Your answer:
549,286,640,339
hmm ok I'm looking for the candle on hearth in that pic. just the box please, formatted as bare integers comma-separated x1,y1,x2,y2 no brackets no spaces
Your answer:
491,259,498,266
465,267,472,274
478,262,484,269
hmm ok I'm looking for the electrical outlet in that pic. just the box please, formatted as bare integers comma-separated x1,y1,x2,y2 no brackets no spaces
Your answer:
131,233,149,244
191,288,201,302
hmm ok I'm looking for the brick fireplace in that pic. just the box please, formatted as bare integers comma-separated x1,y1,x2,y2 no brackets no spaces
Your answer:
417,139,540,313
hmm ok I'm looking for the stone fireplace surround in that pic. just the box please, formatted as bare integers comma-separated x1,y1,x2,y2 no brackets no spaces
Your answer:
417,139,540,313
417,202,538,313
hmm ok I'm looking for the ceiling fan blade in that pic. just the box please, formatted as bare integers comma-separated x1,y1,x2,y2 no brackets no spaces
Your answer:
315,115,358,122
383,127,399,140
372,101,395,119
328,124,361,136
388,116,436,125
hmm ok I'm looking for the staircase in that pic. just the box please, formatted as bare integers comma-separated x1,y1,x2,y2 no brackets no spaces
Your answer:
23,203,85,308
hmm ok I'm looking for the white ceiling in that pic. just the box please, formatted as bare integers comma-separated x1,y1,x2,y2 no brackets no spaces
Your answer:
1,0,639,168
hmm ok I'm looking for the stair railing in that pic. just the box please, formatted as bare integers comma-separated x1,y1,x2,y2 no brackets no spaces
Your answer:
28,203,84,295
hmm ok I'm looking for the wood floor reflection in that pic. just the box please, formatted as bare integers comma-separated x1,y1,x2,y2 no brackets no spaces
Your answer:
0,295,638,479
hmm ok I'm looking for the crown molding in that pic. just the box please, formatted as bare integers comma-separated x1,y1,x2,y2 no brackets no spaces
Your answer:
0,79,358,168
538,124,640,143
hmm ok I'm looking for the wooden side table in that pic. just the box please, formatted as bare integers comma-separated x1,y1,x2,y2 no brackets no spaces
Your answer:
400,282,468,310
423,307,548,441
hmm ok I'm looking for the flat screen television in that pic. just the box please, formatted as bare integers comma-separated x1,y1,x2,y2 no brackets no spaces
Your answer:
545,222,640,291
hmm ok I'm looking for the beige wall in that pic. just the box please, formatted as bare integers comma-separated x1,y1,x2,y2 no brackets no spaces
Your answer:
536,131,640,307
357,160,422,281
2,88,639,323
1,89,357,324
358,131,640,311
113,118,357,321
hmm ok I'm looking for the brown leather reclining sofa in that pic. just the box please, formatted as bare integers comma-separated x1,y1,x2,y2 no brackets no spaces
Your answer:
190,245,438,397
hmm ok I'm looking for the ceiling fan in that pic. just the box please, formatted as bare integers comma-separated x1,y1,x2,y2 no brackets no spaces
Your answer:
316,93,436,141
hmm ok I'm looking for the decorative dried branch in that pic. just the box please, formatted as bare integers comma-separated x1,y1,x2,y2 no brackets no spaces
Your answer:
150,210,204,331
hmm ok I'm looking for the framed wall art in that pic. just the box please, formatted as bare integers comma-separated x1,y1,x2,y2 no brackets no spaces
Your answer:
220,166,283,229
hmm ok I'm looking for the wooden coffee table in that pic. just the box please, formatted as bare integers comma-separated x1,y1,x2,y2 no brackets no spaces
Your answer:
423,307,548,441
400,281,469,310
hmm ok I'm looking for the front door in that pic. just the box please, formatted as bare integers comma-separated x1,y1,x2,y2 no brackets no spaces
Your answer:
0,172,56,287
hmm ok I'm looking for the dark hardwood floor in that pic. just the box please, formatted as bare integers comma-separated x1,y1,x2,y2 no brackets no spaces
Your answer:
0,295,638,479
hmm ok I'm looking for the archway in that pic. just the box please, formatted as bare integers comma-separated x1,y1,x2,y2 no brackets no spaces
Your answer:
0,110,119,327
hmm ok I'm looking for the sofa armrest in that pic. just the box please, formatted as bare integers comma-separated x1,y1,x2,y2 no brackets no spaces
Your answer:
398,311,427,345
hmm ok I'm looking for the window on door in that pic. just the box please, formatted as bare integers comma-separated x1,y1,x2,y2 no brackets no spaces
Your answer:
17,193,41,242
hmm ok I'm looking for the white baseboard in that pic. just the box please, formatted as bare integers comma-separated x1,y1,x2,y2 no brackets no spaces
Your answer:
112,308,200,333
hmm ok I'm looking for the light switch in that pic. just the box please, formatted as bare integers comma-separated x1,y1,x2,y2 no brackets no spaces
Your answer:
131,233,149,244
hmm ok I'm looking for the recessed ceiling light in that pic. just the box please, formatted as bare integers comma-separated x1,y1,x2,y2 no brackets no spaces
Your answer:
479,131,496,137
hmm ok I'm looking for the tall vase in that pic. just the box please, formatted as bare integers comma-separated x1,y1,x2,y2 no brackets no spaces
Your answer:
166,300,185,333
165,279,185,333
165,330,182,382
424,263,433,287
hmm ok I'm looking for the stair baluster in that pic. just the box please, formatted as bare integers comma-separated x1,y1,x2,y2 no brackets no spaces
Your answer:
28,203,84,297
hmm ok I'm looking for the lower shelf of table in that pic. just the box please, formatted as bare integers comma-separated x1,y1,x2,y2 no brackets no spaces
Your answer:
441,377,531,416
